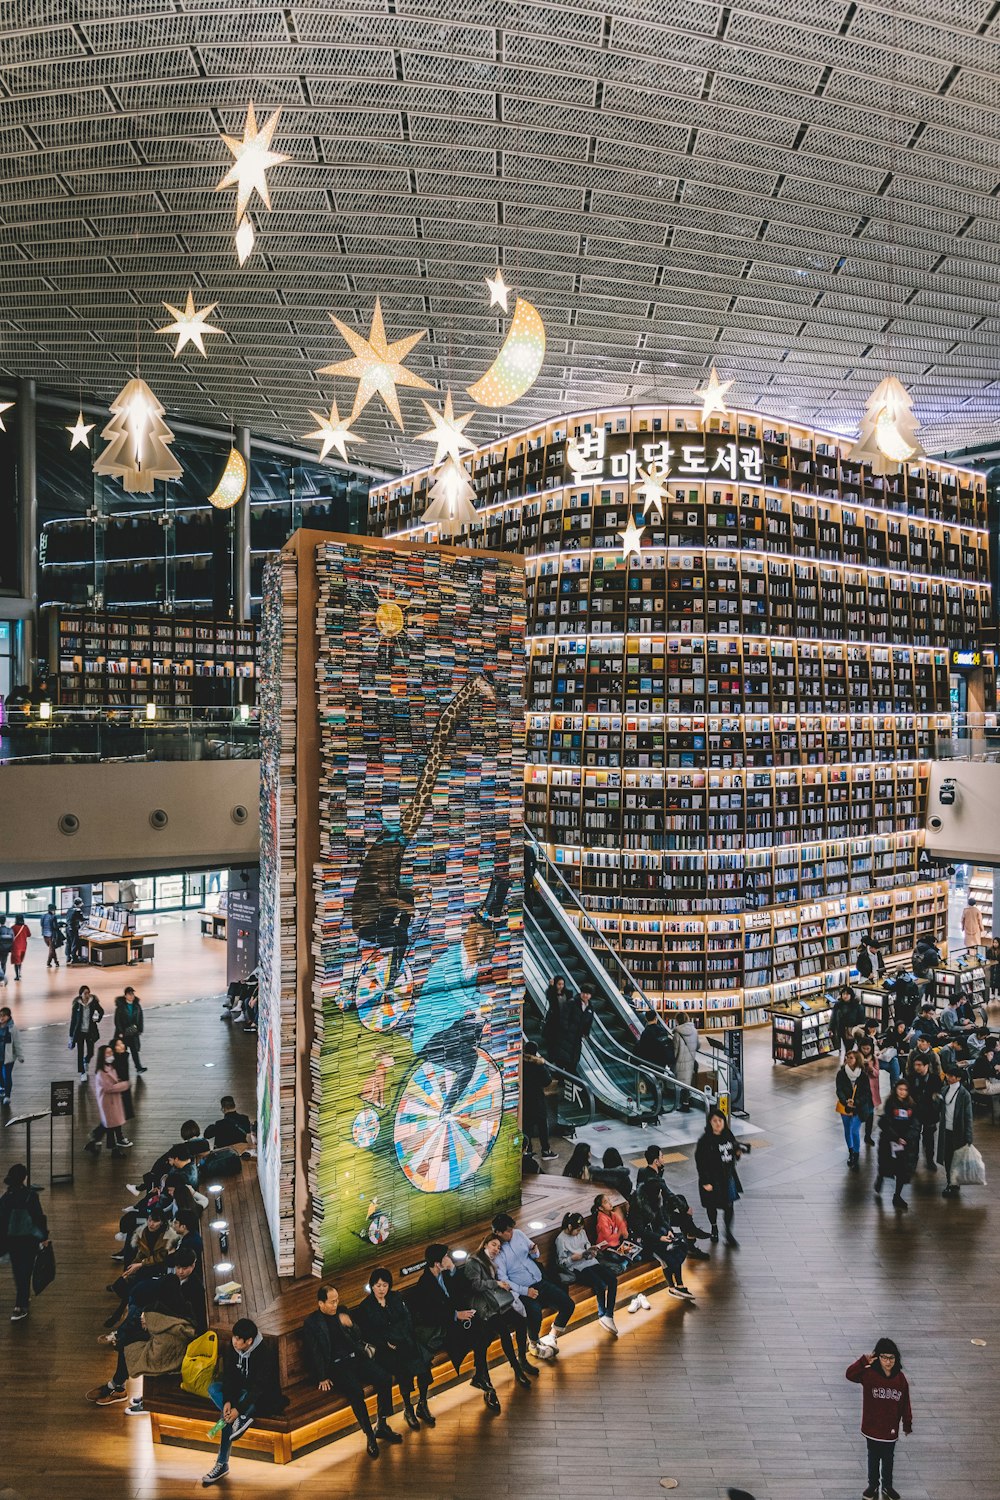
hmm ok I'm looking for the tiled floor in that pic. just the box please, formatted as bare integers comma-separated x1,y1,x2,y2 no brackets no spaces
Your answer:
2,985,997,1500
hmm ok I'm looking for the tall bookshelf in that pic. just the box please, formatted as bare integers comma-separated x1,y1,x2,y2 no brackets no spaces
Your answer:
49,609,258,708
369,404,993,1028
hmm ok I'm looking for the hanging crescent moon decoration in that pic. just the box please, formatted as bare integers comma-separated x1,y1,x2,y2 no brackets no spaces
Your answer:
466,296,546,408
207,446,248,510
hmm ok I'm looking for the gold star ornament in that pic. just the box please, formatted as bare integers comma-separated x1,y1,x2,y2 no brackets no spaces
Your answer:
618,514,646,560
0,402,13,431
216,101,289,221
301,400,364,464
157,290,223,358
415,389,476,466
318,298,432,429
486,268,511,312
66,411,96,450
697,364,733,423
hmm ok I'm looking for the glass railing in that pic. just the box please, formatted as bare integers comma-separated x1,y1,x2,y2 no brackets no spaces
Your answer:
0,704,261,765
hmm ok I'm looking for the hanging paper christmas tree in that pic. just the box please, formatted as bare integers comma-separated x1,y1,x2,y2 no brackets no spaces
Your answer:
93,378,183,494
849,375,926,476
421,457,479,535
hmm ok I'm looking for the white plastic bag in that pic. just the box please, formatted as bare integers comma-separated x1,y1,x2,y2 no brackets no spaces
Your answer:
951,1144,987,1187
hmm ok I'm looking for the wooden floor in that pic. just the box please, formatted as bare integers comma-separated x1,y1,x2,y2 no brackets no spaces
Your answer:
2,988,999,1500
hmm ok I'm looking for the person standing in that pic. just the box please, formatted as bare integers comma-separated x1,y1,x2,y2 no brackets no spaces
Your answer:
114,986,146,1072
542,975,568,1055
987,936,1000,999
846,1340,912,1500
66,899,86,965
303,1285,400,1455
69,986,104,1081
835,1050,871,1169
9,916,29,982
0,1163,51,1323
668,1008,700,1110
202,1318,287,1487
695,1107,743,1246
0,916,13,987
856,1040,881,1147
90,1044,132,1158
0,1007,24,1106
875,1081,920,1209
960,895,985,958
830,985,866,1055
937,1060,974,1197
522,1042,557,1160
40,904,62,969
905,1054,942,1171
558,986,595,1074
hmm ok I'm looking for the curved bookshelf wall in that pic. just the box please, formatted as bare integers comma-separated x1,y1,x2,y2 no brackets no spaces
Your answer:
370,404,994,1027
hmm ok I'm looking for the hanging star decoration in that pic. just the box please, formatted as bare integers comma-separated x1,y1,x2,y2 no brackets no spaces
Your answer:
66,411,95,450
486,268,511,312
157,291,224,359
422,457,479,533
216,101,289,221
618,514,646,560
415,389,476,466
0,401,13,431
301,400,364,464
235,218,255,266
696,364,733,423
318,297,432,429
635,464,669,520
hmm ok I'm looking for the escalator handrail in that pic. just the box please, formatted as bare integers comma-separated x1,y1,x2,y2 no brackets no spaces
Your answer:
524,907,665,1118
530,862,642,1043
518,1040,598,1126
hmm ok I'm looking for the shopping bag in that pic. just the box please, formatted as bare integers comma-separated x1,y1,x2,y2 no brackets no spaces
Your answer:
180,1330,219,1397
951,1144,987,1186
32,1242,56,1295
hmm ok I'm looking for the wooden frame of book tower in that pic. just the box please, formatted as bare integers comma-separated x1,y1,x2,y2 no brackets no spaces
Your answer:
369,404,995,1030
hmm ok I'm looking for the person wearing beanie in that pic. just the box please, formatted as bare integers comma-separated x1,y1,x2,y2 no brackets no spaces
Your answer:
846,1339,912,1500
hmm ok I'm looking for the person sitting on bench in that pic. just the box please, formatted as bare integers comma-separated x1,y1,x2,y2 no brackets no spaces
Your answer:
303,1285,401,1458
202,1317,286,1487
407,1243,500,1411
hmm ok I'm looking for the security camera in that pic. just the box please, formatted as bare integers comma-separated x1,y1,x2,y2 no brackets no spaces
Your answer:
928,814,943,832
939,779,957,806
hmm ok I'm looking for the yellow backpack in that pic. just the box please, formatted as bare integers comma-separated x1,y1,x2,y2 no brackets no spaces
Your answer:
180,1330,219,1398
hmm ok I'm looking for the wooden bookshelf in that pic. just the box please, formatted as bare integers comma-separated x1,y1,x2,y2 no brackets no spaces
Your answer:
50,609,258,708
370,404,992,1028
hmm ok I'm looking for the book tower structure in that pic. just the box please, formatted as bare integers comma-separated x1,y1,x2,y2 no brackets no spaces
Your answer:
258,531,526,1276
369,405,995,1030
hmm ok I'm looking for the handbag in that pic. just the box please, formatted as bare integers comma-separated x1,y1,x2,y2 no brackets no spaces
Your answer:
180,1329,219,1397
950,1143,987,1187
32,1242,55,1295
597,1249,630,1273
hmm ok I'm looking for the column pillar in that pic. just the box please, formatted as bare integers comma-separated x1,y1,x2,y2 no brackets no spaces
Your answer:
16,377,37,681
233,425,252,623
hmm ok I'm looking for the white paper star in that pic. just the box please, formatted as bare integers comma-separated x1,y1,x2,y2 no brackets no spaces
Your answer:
635,465,669,519
157,291,223,358
486,268,511,312
697,364,733,423
618,515,646,559
415,389,476,466
301,400,365,464
216,102,289,221
318,297,433,429
0,402,13,432
235,218,255,266
66,411,95,450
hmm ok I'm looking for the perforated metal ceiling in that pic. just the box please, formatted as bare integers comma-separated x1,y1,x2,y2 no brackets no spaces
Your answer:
3,0,1000,475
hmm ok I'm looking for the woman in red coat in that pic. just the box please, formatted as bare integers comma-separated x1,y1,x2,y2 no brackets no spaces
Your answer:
846,1339,912,1500
10,916,29,981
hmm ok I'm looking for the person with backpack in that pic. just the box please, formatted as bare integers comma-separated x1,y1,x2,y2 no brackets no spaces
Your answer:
0,916,13,986
0,1163,51,1322
633,1010,676,1070
65,898,86,965
40,904,63,969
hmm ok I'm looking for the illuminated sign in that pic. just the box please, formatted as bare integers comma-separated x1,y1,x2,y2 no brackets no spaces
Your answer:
951,650,981,668
565,429,764,487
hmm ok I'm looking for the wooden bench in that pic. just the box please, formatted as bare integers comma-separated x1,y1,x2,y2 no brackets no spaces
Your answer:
145,1174,670,1463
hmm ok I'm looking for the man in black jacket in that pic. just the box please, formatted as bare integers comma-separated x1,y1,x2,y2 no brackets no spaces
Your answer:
558,986,595,1072
303,1285,400,1457
202,1318,286,1486
407,1243,499,1408
906,1054,942,1170
636,1146,710,1260
91,1247,206,1405
204,1096,255,1148
633,1012,676,1070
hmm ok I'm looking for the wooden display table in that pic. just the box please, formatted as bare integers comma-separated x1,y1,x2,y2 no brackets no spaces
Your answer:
199,909,228,940
77,930,156,966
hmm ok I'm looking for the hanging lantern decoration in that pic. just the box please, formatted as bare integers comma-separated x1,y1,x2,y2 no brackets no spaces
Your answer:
421,457,479,535
207,447,248,510
850,375,926,474
92,378,182,494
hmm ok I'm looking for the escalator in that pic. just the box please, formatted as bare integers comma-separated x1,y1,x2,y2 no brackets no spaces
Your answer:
523,833,713,1121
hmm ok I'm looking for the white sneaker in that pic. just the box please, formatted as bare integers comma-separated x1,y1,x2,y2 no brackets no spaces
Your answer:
638,1294,652,1311
598,1314,618,1337
628,1296,642,1314
125,1184,141,1196
540,1329,559,1350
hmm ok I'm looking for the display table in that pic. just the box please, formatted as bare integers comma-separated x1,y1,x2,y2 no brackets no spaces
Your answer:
77,930,156,966
199,908,228,940
770,992,835,1066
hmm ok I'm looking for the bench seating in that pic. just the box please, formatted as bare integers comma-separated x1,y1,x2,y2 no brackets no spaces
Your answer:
145,1253,670,1463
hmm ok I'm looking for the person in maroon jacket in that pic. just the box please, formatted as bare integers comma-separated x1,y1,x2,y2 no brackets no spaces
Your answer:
846,1338,913,1500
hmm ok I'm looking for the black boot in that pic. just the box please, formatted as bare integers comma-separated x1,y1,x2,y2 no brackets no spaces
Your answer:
414,1399,435,1426
375,1421,402,1445
513,1364,532,1388
402,1401,419,1431
710,1224,719,1243
365,1432,380,1458
873,1176,883,1195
